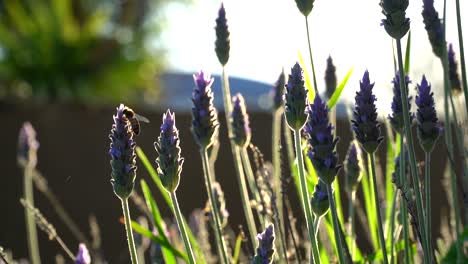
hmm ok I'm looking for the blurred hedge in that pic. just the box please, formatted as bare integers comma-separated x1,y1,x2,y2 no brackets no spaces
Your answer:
0,0,171,103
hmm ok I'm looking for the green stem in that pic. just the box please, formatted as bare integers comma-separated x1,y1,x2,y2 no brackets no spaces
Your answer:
24,165,41,264
220,67,258,250
170,193,196,264
369,153,388,264
396,38,429,263
304,16,318,94
272,109,283,230
121,198,139,264
240,148,265,228
399,136,411,264
455,0,468,114
326,184,345,264
424,153,433,259
293,130,320,264
389,191,397,264
348,191,356,261
200,149,229,264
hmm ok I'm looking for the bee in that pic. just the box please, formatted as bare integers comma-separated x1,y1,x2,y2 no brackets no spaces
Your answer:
122,106,150,135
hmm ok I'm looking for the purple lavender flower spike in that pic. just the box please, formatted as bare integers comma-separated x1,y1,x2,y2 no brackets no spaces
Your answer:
294,0,314,16
191,70,220,149
17,122,40,168
422,0,444,58
284,62,308,131
305,95,341,185
325,56,337,100
154,110,184,193
311,180,329,217
109,104,137,199
215,3,230,66
252,224,275,264
415,76,442,153
230,93,251,148
345,140,363,192
388,72,414,132
75,243,91,264
448,43,462,94
271,70,285,111
380,0,410,39
352,71,384,154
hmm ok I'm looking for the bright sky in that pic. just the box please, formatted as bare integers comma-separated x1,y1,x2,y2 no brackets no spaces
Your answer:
160,0,467,114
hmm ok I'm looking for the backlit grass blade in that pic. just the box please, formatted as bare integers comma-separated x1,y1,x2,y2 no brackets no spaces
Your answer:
404,31,411,74
360,164,379,249
131,220,188,261
327,67,354,109
298,50,315,102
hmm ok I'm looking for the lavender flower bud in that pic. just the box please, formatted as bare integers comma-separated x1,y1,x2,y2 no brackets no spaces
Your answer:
325,56,337,100
17,122,39,168
352,71,384,154
380,0,410,39
252,224,275,264
422,0,444,58
284,62,308,131
230,94,251,148
311,180,329,217
204,182,229,228
391,150,409,189
388,72,414,132
415,76,442,153
154,110,184,193
191,71,220,149
305,95,341,185
215,3,230,66
448,43,462,94
271,70,286,111
344,141,363,192
109,104,137,199
75,243,91,264
294,0,314,17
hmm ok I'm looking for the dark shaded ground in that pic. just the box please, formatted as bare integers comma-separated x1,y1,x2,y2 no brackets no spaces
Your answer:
0,103,458,263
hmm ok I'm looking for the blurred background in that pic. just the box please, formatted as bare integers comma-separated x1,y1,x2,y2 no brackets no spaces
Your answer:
0,0,466,263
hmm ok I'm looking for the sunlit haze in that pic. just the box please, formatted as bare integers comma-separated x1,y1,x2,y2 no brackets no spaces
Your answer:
160,0,467,114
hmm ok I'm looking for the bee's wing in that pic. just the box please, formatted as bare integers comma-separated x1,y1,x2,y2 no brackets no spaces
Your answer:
134,113,150,123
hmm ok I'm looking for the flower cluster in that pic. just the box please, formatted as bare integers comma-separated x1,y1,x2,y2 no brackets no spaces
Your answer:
311,180,329,217
271,70,286,111
231,94,251,148
17,122,40,168
191,70,219,149
422,0,444,58
205,182,229,228
284,62,308,131
380,0,410,39
344,140,363,193
415,76,442,153
75,244,91,264
325,56,337,100
109,104,137,199
448,43,462,94
252,224,275,264
215,4,230,66
294,0,314,17
352,71,383,154
305,95,341,184
388,72,413,132
154,110,184,193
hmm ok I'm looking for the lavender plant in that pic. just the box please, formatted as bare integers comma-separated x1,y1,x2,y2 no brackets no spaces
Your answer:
75,244,91,264
252,224,275,264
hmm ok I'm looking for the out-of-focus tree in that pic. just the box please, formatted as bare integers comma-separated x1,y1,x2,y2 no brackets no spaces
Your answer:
0,0,171,103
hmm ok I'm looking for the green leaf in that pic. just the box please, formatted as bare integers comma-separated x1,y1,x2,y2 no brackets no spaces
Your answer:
131,220,188,261
441,227,468,263
232,233,243,264
360,160,379,249
366,240,416,261
328,67,354,109
404,31,411,74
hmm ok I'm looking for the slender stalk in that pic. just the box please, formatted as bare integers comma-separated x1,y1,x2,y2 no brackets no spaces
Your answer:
396,38,429,263
272,109,283,230
389,192,397,264
121,198,139,264
240,148,264,227
399,136,411,264
348,191,356,260
455,0,468,114
200,149,229,264
24,165,41,264
283,121,296,169
424,153,433,257
293,130,320,264
326,185,345,263
220,67,258,250
55,236,75,261
304,16,318,94
170,193,196,264
369,153,388,264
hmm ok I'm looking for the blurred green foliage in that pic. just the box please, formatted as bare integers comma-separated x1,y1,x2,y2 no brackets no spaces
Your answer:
0,0,167,103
